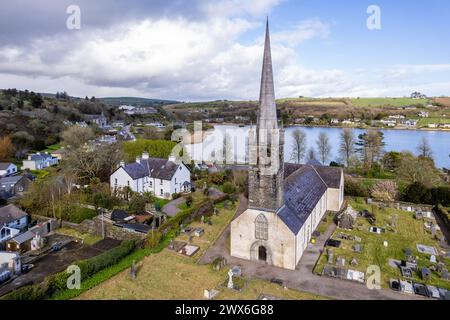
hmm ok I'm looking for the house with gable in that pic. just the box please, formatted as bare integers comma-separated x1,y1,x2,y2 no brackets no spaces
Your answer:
110,152,191,199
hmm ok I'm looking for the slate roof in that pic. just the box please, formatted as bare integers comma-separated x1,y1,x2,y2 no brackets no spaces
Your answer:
272,163,344,235
0,162,14,170
111,209,131,223
0,204,28,225
0,175,23,186
9,230,34,244
29,153,54,162
278,165,329,234
121,158,180,180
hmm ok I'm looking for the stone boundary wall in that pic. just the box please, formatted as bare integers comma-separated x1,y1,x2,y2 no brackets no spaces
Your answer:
367,199,433,211
32,214,146,241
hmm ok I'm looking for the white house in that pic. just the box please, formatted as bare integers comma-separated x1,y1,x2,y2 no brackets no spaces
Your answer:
0,163,17,177
110,152,191,199
0,205,29,231
22,153,59,170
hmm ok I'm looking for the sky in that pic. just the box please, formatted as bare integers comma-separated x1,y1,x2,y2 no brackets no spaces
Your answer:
0,0,449,101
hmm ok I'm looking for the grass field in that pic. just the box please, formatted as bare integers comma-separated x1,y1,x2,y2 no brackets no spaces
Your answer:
418,117,450,127
350,98,430,108
314,198,450,290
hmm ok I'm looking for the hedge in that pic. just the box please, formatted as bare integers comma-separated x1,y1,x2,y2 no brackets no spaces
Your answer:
1,240,137,300
435,205,450,230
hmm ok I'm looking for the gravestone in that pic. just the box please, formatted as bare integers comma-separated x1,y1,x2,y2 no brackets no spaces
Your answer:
130,260,137,279
336,256,345,266
441,269,449,281
327,249,334,264
383,241,389,247
204,289,219,300
351,258,358,266
430,255,437,264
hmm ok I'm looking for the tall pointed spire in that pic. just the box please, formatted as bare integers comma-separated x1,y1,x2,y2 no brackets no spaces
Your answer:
248,17,284,213
257,17,277,132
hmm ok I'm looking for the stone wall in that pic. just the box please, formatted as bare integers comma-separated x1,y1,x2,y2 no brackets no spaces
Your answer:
60,216,147,241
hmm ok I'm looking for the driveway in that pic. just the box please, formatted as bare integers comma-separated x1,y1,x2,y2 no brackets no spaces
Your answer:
162,197,186,217
199,198,425,300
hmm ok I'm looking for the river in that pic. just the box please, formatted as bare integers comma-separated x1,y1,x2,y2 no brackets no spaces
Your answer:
185,125,450,169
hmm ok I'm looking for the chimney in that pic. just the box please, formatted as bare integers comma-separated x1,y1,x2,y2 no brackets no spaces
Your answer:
136,157,141,164
120,161,125,167
168,155,176,163
142,152,149,160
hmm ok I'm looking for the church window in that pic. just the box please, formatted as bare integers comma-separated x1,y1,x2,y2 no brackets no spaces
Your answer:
255,214,268,240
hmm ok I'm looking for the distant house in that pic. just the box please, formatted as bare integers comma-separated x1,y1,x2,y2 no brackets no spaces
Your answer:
86,113,108,128
51,148,66,161
389,115,405,120
428,123,438,129
400,119,418,127
330,119,340,125
0,175,33,200
0,205,29,231
418,111,429,118
0,163,17,177
110,153,191,199
22,152,59,170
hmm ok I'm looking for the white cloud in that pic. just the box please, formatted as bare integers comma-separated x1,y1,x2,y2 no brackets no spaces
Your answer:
273,18,330,47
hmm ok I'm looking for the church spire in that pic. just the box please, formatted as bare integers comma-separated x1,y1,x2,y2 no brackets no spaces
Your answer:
248,18,284,213
258,17,277,132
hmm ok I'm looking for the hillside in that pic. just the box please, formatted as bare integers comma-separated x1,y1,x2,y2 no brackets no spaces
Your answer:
99,97,179,107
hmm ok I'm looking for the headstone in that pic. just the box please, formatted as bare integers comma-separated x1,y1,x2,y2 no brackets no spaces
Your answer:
430,255,437,264
383,241,388,247
188,235,193,243
130,260,137,279
214,207,218,216
201,216,205,224
351,258,358,266
227,269,234,289
337,257,345,266
441,269,449,280
327,249,334,264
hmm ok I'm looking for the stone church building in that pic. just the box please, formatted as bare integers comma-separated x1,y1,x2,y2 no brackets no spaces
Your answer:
230,20,344,271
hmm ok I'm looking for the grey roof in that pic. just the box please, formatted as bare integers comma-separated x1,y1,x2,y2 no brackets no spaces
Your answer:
278,165,329,234
0,162,14,170
121,158,180,180
9,230,34,244
0,175,23,186
284,163,342,189
111,209,131,222
0,204,28,225
29,153,54,162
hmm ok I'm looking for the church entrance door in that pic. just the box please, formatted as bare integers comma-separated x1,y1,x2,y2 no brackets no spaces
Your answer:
258,246,267,262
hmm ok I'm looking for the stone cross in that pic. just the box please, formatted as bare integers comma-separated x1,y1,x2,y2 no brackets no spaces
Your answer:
227,269,234,289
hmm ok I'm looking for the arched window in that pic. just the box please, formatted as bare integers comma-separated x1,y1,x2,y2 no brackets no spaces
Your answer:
255,214,268,240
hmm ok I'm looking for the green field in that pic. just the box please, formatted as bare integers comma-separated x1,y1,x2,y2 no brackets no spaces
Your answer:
314,198,450,290
418,117,450,127
350,98,430,108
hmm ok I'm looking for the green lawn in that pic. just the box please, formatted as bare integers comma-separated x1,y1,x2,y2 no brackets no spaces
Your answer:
30,169,50,180
350,98,429,108
314,198,450,290
69,207,97,224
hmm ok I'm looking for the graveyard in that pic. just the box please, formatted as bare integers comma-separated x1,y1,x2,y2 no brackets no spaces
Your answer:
314,198,450,292
78,197,326,300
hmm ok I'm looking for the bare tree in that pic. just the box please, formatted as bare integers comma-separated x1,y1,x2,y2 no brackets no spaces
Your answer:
61,125,95,149
339,128,356,167
417,137,433,159
316,132,332,165
290,129,307,164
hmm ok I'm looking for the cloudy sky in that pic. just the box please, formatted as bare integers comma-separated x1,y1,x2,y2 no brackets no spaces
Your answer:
0,0,449,101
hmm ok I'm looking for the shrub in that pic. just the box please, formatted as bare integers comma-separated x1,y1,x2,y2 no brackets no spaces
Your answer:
344,176,369,197
209,172,226,185
222,182,236,195
369,180,398,202
185,195,193,207
146,231,163,249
